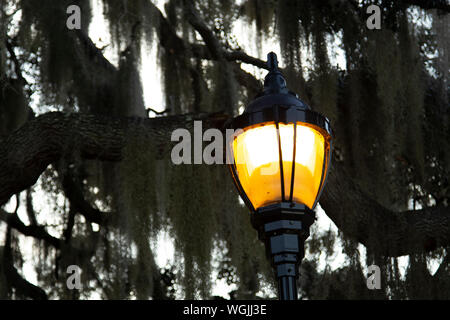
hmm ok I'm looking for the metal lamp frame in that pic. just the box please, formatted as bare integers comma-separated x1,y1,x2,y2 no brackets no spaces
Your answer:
225,52,333,300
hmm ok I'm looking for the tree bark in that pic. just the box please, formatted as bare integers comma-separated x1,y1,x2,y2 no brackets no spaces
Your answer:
320,161,450,256
0,112,449,257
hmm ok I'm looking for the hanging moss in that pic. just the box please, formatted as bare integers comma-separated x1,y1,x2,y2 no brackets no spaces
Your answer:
2,0,449,300
163,161,216,298
196,0,238,41
275,0,306,95
242,0,275,35
159,47,193,114
18,0,90,107
309,27,339,124
102,0,156,50
240,0,275,54
209,60,239,115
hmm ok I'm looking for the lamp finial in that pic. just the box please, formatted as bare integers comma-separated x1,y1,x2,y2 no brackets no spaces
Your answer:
267,52,279,71
264,52,287,94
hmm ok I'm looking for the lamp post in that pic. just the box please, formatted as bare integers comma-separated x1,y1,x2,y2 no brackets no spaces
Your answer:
226,52,332,300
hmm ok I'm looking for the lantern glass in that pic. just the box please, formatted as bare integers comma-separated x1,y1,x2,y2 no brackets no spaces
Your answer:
231,121,330,210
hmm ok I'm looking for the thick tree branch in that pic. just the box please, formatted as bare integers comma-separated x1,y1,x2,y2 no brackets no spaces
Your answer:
0,209,61,249
0,113,124,206
320,161,450,257
0,112,449,258
0,112,219,207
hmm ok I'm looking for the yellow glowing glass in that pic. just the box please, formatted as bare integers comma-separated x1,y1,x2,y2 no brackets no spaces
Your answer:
232,122,328,209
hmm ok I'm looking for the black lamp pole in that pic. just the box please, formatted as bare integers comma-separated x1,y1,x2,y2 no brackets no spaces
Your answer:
227,52,332,300
251,55,316,300
252,204,314,300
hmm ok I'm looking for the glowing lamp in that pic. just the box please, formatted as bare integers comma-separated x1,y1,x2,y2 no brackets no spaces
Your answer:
232,122,330,210
226,52,332,300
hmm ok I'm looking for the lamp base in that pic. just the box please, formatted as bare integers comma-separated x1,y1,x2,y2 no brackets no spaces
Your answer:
252,203,315,300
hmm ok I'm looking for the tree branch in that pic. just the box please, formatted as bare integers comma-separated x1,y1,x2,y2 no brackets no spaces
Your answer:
0,209,61,249
73,29,117,76
145,1,269,75
2,226,48,300
3,261,48,300
146,0,266,105
433,252,449,279
320,161,450,257
225,51,269,70
61,171,109,225
5,38,27,85
1,112,449,257
63,208,76,243
402,0,450,13
183,1,225,60
25,189,38,225
0,111,218,207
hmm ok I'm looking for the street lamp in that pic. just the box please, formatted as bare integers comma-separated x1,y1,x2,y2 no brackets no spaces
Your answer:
226,52,332,300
